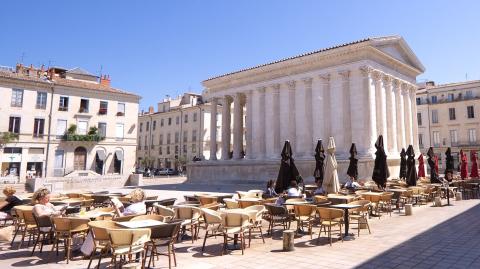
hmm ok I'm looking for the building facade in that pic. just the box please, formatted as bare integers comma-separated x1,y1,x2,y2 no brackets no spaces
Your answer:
0,64,140,182
417,80,480,170
137,93,230,171
189,36,424,184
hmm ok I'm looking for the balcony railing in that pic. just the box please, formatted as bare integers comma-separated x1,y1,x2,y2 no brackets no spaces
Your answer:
62,134,104,142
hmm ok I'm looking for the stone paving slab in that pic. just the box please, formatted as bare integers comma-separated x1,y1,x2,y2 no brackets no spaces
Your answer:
1,187,479,269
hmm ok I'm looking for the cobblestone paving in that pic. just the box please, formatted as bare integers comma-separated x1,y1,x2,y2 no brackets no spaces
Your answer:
1,185,479,269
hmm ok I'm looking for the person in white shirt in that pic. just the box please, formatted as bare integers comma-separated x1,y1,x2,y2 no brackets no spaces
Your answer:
344,176,361,190
286,180,302,197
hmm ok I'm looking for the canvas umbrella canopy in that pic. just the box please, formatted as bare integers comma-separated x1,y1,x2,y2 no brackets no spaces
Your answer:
460,149,468,180
347,143,359,179
322,137,340,194
313,140,325,183
372,135,389,189
399,148,407,180
417,153,426,178
427,147,440,183
470,150,479,178
405,145,417,186
275,140,300,193
445,147,455,174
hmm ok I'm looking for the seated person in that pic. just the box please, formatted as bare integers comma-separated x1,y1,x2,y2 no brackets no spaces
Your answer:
112,188,147,216
32,188,65,218
286,180,302,197
264,180,278,198
313,180,326,195
444,170,453,183
0,186,22,220
344,176,361,190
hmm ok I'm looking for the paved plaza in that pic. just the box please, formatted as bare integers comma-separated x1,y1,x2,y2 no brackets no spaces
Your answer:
1,180,480,269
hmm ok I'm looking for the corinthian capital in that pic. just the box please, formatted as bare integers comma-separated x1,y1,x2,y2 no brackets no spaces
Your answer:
359,65,374,76
302,77,313,87
382,75,392,86
338,70,350,81
286,80,296,90
256,86,266,94
372,70,383,81
318,73,330,82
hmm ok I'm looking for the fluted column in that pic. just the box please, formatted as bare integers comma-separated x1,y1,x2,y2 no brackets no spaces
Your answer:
245,90,254,159
287,81,296,150
330,72,345,156
374,71,388,152
319,74,331,140
384,75,398,155
221,96,232,160
350,69,366,153
312,76,324,144
340,70,352,154
252,87,266,159
394,80,406,150
360,66,377,157
410,86,420,152
265,85,276,158
233,93,244,159
272,85,281,156
304,77,314,157
209,98,218,160
402,83,412,146
294,79,307,157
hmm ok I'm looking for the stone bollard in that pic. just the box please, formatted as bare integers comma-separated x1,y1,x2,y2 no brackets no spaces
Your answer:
283,229,295,251
455,192,462,201
405,204,413,216
434,197,442,207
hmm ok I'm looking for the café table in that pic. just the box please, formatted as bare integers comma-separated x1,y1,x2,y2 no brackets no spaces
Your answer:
70,210,114,220
329,203,361,239
327,194,357,205
116,219,165,229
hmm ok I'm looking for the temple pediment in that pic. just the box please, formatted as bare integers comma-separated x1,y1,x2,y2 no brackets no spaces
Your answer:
370,36,425,73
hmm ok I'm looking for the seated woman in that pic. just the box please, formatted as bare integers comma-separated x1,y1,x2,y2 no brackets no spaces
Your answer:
32,188,65,218
264,180,278,198
0,186,22,220
112,188,147,217
286,180,302,197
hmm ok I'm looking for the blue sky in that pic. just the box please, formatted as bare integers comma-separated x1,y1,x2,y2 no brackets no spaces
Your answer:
1,1,479,110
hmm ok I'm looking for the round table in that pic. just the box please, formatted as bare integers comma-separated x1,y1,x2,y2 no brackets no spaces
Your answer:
329,203,362,239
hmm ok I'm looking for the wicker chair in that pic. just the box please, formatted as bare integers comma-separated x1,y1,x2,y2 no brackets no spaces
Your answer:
51,217,90,263
197,196,218,206
237,199,261,209
31,214,53,256
108,228,151,269
293,204,317,239
16,207,37,249
173,206,201,242
317,207,344,246
130,215,166,222
87,220,118,269
113,214,143,222
264,203,291,235
224,199,239,209
146,220,182,269
244,205,266,245
348,200,371,236
200,208,224,253
154,204,176,221
221,212,250,255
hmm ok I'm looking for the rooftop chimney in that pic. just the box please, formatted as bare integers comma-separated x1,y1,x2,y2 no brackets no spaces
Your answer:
148,106,154,114
100,75,111,87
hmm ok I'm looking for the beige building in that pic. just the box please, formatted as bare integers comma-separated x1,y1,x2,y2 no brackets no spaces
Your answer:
417,80,480,169
137,93,231,171
0,64,140,182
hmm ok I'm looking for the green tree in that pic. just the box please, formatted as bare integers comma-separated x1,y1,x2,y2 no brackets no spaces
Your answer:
0,132,19,149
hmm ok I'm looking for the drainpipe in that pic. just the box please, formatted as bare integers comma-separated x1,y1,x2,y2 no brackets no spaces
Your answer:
44,84,55,178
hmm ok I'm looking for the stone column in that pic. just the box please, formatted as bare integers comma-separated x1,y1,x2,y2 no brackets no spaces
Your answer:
294,79,307,157
394,80,406,151
374,71,388,152
330,72,345,156
303,77,314,157
265,85,275,158
410,86,420,152
384,75,398,155
221,96,232,160
287,81,296,150
245,90,254,159
349,69,366,152
359,66,377,157
233,93,244,160
402,84,412,147
340,70,352,153
209,98,218,160
272,85,281,156
252,87,266,159
319,74,331,140
312,76,324,144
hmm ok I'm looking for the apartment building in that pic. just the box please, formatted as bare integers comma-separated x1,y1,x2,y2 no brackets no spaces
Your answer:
137,93,228,171
417,80,479,168
0,64,140,182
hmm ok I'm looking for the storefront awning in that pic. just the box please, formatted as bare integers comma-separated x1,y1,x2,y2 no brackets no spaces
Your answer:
96,149,106,161
115,150,123,161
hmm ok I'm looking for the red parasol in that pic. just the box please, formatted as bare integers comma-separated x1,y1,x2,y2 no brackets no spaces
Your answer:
470,150,479,178
460,149,468,180
434,155,439,174
417,153,426,178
